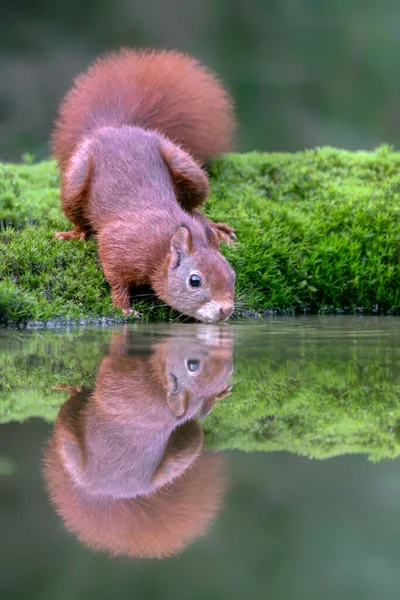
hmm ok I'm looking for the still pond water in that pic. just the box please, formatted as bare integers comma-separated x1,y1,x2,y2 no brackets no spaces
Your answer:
1,316,400,600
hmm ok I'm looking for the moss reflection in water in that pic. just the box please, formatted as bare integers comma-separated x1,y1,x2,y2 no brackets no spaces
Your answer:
1,320,400,462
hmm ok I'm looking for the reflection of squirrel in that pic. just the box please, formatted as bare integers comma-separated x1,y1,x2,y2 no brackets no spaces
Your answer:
52,49,237,322
44,328,233,558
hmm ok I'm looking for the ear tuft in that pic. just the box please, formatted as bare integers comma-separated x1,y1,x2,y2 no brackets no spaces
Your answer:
169,225,194,270
160,140,209,211
62,138,93,202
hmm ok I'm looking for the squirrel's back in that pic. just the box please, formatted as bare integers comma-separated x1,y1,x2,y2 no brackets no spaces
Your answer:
52,48,236,168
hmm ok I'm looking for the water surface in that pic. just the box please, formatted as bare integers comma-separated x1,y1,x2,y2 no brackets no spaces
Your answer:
1,317,400,599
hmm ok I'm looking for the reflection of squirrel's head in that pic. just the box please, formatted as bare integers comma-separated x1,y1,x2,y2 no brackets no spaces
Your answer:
43,328,232,558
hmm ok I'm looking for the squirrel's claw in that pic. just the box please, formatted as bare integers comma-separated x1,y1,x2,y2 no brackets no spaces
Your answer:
213,222,237,245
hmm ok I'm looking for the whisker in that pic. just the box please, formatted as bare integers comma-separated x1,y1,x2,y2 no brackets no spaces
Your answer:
145,304,169,311
180,314,194,324
130,293,158,298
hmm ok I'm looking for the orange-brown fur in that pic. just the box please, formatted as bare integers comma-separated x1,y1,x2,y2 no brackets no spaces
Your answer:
52,48,235,168
51,49,237,321
43,328,233,558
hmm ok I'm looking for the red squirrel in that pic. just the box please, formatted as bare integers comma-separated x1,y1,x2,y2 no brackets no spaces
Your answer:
44,327,232,558
51,49,237,322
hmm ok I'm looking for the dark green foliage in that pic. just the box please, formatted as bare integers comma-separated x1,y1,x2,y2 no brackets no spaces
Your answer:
1,147,400,322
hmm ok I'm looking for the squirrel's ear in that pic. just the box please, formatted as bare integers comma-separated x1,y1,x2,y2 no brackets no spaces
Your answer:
62,138,93,202
169,224,194,269
151,420,203,489
204,224,220,251
160,140,209,211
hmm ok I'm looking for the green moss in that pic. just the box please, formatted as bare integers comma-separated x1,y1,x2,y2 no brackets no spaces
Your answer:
2,324,400,462
2,146,400,322
210,145,400,314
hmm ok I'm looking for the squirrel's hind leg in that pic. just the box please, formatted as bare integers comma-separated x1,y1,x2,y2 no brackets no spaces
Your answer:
54,227,92,241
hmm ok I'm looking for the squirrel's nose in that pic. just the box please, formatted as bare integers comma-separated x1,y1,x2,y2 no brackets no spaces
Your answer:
219,303,234,320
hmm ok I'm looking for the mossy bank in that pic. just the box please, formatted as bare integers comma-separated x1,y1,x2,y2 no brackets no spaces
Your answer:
2,146,400,323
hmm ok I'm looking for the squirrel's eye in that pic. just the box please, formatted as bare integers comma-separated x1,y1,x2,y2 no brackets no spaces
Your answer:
189,274,201,288
186,359,200,372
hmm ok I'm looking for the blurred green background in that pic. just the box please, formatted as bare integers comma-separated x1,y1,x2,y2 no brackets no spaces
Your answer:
2,0,400,161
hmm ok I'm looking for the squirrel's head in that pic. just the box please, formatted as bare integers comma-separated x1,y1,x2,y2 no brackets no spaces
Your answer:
156,223,235,323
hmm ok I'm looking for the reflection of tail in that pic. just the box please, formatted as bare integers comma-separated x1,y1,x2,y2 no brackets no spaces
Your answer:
43,442,226,559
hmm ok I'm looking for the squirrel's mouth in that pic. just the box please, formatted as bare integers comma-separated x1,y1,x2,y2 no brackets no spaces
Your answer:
193,301,234,324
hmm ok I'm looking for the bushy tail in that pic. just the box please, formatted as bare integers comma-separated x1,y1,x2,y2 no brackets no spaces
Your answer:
52,48,236,168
